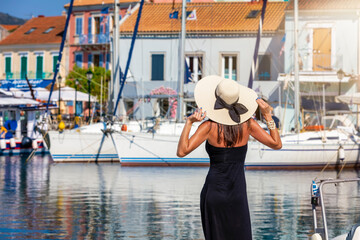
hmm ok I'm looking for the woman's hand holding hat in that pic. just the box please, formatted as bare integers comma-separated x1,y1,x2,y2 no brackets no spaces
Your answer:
256,98,273,122
187,108,207,124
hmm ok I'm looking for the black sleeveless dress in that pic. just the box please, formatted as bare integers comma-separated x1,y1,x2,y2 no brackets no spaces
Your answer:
200,141,252,240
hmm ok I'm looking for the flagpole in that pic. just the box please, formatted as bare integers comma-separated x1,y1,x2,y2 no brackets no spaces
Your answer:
176,0,186,122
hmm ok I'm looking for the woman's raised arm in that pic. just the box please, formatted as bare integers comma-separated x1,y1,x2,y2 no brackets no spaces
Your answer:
177,109,209,157
249,99,282,150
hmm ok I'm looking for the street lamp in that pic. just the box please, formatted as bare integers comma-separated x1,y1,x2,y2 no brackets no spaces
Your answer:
75,79,79,116
337,69,345,96
57,75,62,115
86,70,93,121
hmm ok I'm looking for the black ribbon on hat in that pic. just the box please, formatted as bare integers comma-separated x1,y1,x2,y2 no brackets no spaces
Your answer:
214,93,248,123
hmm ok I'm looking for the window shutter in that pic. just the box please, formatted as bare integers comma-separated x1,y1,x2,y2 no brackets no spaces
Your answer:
36,56,43,79
21,56,27,79
76,18,83,35
5,57,11,73
151,54,164,81
106,53,110,70
100,16,104,34
88,54,92,67
88,17,92,43
99,53,103,67
76,54,83,67
53,55,59,73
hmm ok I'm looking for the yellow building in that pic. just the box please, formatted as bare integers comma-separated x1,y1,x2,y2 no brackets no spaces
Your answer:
0,15,68,87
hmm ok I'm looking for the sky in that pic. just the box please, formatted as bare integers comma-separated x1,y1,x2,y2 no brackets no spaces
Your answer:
1,0,70,20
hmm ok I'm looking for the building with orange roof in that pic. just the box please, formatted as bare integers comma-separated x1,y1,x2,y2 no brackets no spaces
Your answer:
0,15,70,114
0,15,67,82
0,25,20,41
117,1,288,119
277,0,360,131
65,0,140,71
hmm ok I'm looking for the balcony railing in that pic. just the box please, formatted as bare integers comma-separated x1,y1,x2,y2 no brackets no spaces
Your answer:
74,34,111,45
3,71,53,80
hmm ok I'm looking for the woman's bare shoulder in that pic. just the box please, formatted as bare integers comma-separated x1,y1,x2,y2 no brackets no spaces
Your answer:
198,120,213,130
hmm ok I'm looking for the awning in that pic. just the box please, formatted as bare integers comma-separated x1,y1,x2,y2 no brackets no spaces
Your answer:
336,92,360,105
10,87,97,102
0,97,39,106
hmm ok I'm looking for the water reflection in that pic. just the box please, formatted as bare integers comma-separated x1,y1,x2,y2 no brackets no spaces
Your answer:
0,156,359,239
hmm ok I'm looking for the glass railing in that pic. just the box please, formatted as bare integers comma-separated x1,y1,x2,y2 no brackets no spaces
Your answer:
300,52,343,72
75,33,111,45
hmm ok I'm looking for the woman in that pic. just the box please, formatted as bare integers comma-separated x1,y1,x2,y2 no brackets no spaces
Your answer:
177,76,282,240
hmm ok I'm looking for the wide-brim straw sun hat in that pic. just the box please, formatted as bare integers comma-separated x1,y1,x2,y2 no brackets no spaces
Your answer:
194,75,258,125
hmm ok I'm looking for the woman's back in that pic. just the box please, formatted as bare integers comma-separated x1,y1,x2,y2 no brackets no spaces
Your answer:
205,120,250,148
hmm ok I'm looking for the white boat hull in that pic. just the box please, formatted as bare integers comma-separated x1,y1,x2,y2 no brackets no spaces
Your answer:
49,123,119,163
114,130,360,169
48,122,360,169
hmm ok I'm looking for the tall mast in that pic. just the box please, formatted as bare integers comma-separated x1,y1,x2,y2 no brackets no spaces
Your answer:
294,0,300,133
110,0,120,117
176,0,186,122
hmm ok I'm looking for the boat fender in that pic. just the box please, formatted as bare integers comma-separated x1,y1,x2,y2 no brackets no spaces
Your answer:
32,140,38,150
0,139,6,150
311,233,322,240
9,138,16,148
58,120,65,132
338,145,345,161
21,136,32,148
121,124,127,132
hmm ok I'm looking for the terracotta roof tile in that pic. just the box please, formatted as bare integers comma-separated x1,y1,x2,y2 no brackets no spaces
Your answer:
120,2,288,34
0,25,20,31
286,0,360,10
65,0,139,7
0,16,65,45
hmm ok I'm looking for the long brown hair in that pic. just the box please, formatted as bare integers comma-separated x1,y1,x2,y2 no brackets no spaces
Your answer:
210,120,249,147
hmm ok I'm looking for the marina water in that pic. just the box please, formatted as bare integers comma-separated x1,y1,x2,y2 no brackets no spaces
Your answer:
0,155,359,239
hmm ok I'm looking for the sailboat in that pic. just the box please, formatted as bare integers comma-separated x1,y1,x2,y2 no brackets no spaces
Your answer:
50,0,360,169
112,0,360,169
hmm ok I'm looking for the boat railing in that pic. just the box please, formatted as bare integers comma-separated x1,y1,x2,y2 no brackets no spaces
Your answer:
311,178,360,240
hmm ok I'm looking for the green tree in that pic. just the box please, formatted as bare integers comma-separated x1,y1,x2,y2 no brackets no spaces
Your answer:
66,65,111,106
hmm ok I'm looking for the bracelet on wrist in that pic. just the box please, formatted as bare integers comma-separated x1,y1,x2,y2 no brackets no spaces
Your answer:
266,120,276,130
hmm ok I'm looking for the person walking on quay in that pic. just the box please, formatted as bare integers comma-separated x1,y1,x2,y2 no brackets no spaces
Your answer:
177,75,282,240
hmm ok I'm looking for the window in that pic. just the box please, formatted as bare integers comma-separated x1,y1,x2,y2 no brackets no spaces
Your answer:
151,54,164,81
256,54,271,80
43,27,54,34
75,17,83,35
247,10,260,18
222,55,237,81
106,53,110,70
52,55,59,73
36,55,44,79
88,54,92,67
93,54,100,67
75,53,83,67
4,55,11,79
20,55,28,79
186,55,203,82
24,28,36,34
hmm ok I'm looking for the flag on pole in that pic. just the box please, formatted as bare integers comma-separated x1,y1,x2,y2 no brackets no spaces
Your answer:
279,33,286,57
186,10,197,20
169,11,179,19
126,5,132,16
